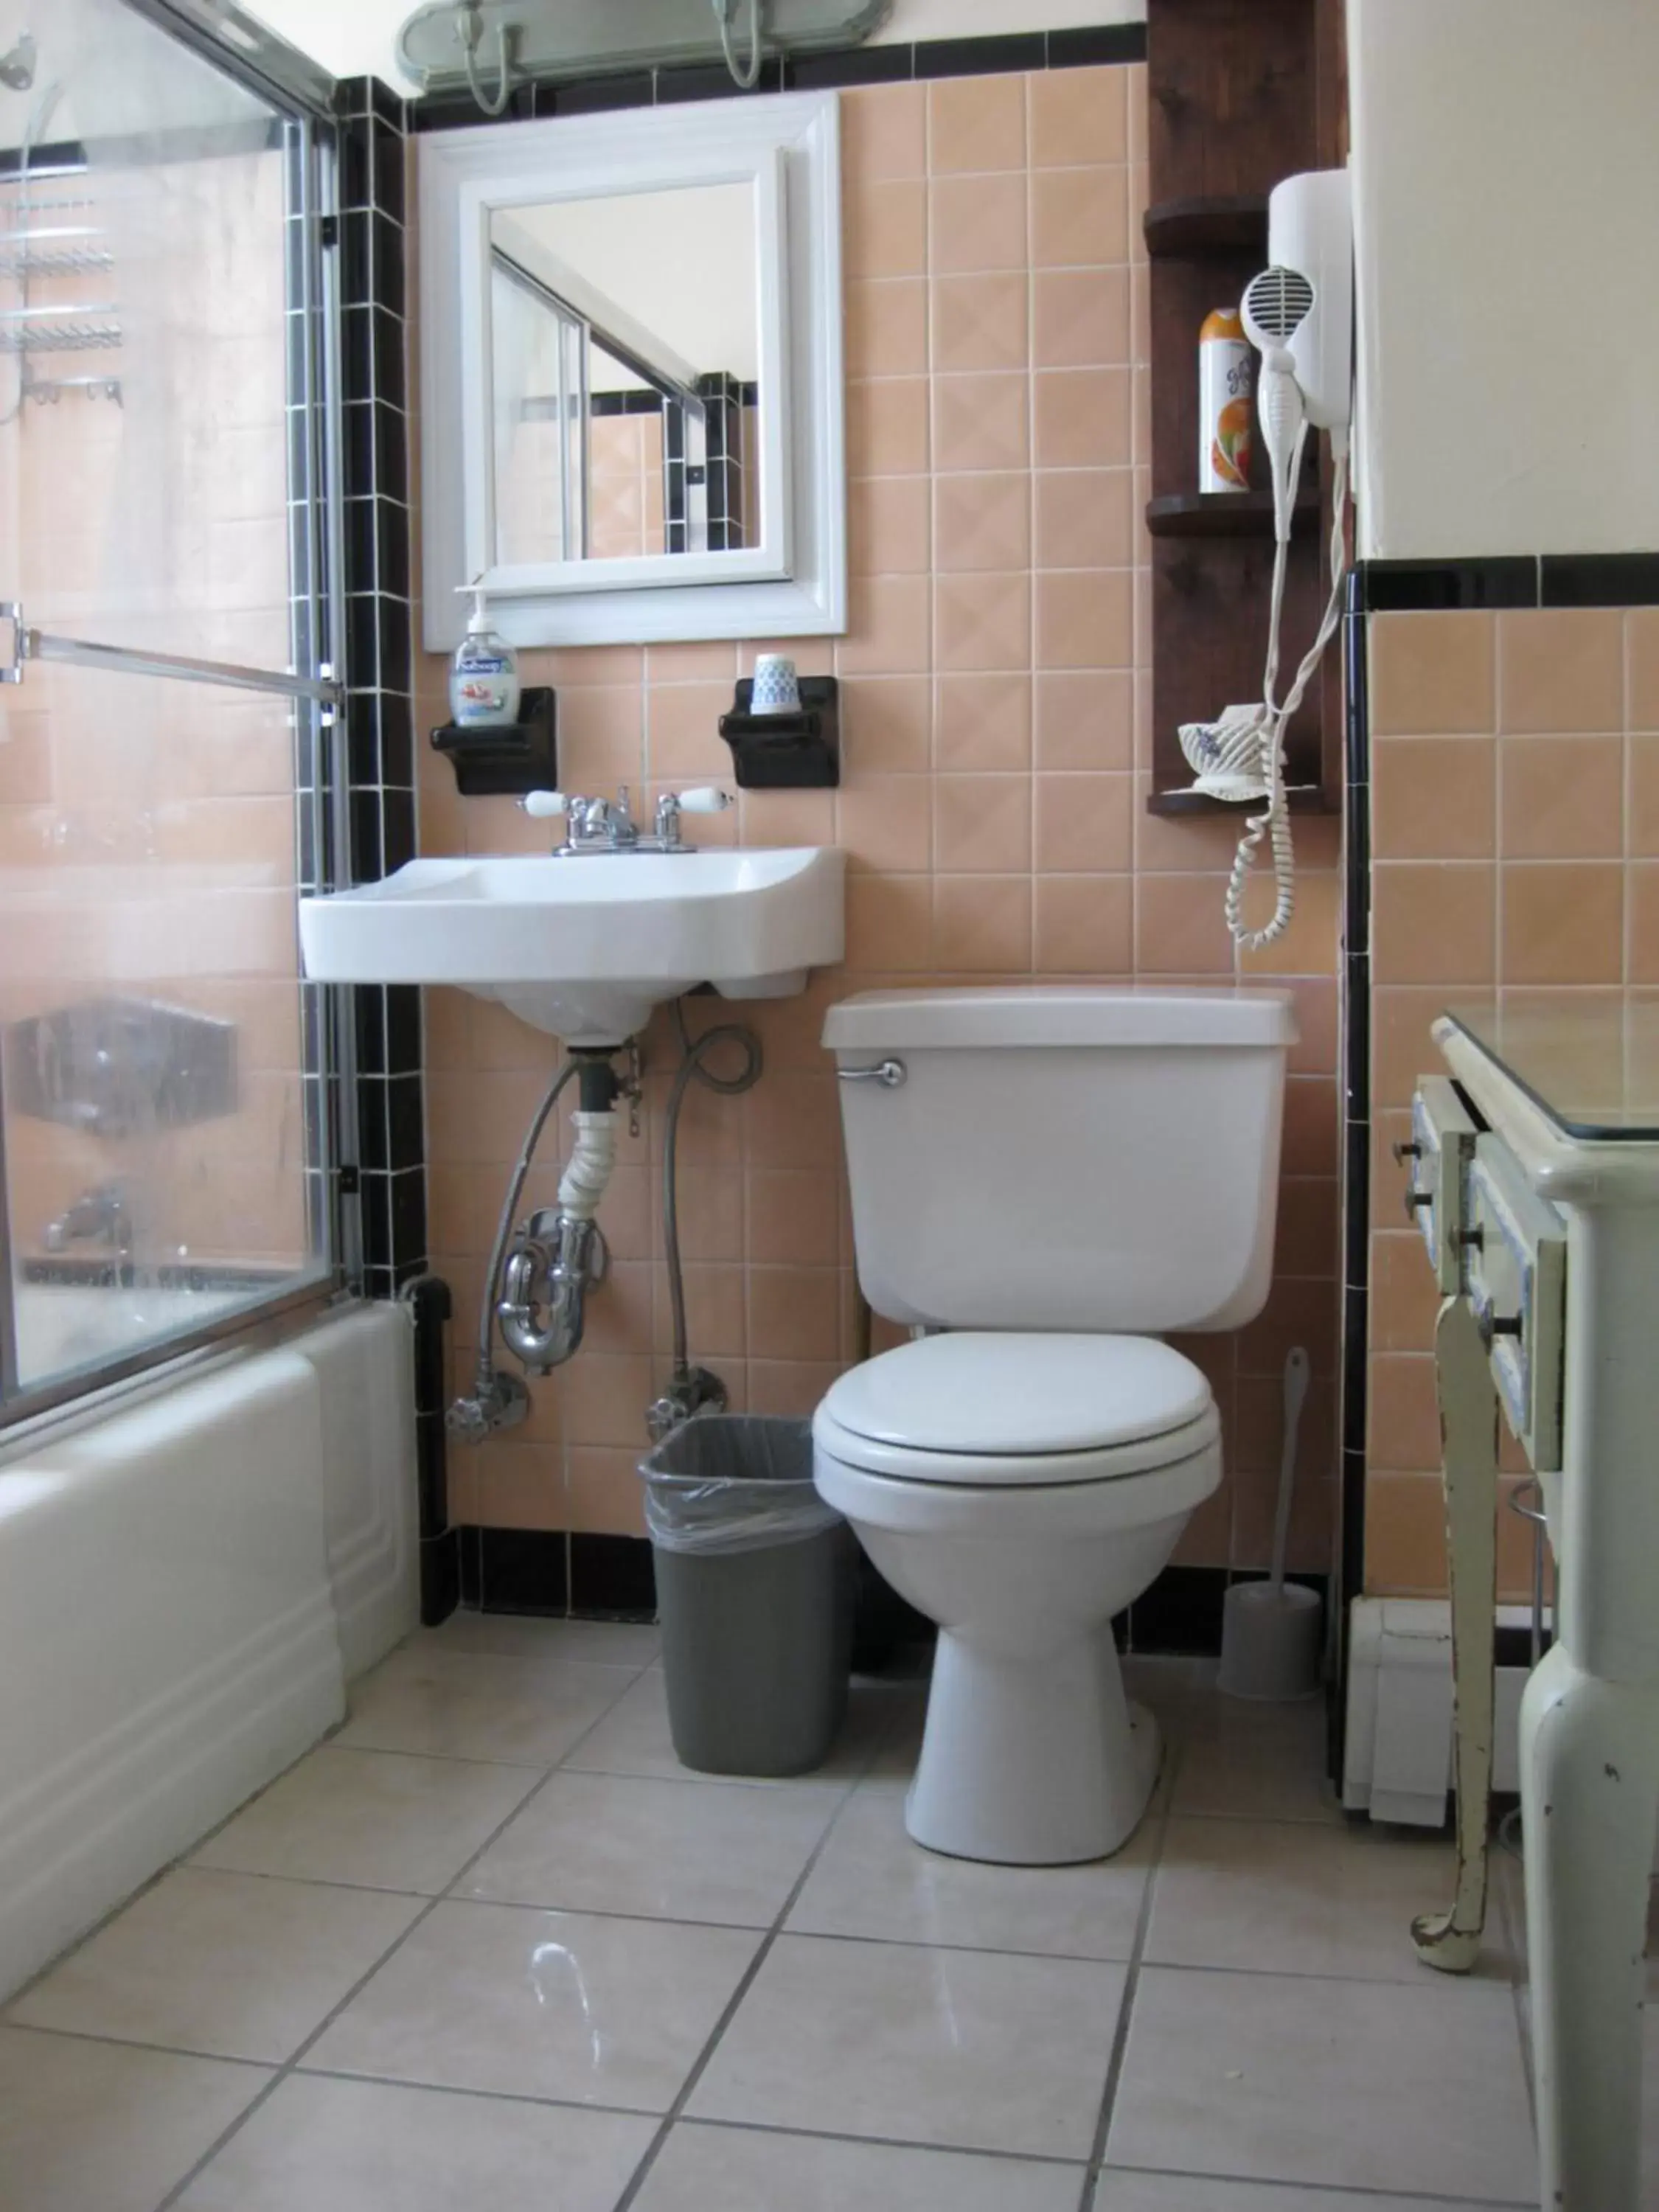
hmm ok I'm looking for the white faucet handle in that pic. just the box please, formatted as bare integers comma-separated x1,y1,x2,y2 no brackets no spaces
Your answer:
675,787,734,814
521,790,570,818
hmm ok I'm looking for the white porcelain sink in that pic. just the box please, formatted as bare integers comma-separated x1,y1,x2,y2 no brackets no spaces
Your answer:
299,846,846,1046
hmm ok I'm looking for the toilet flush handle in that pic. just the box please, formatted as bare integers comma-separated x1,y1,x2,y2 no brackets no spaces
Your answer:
838,1058,906,1089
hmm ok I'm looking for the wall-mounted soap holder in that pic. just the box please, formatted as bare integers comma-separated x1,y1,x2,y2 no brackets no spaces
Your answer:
717,675,839,789
431,686,557,796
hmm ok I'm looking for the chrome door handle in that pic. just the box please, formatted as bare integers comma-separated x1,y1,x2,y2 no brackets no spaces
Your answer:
838,1058,905,1089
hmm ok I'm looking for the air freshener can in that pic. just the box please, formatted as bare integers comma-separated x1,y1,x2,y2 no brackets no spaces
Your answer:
1199,306,1254,492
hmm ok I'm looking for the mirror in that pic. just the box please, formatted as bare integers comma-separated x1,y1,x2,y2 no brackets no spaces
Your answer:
420,92,845,650
490,183,761,568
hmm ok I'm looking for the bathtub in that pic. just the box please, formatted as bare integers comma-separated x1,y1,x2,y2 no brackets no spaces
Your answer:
14,1278,262,1392
0,1298,419,2001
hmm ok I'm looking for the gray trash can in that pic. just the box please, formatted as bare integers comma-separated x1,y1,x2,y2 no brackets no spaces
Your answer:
641,1415,855,1776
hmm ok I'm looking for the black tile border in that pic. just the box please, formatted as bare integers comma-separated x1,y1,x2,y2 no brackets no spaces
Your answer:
449,1528,1251,1655
1357,552,1659,612
1124,1566,1329,1658
335,77,424,1298
406,1276,457,1624
1336,582,1371,1784
570,1533,659,1619
465,1526,572,1615
1541,552,1659,608
1358,558,1537,613
408,23,1146,129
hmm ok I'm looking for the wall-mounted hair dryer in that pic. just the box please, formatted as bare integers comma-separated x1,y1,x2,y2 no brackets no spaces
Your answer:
1179,166,1353,950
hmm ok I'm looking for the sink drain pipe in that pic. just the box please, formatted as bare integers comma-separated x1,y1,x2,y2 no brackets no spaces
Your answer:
446,1009,762,1447
448,1048,631,1440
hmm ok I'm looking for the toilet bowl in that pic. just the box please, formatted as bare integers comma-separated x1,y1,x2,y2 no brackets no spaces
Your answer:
815,984,1294,1867
815,1331,1220,1863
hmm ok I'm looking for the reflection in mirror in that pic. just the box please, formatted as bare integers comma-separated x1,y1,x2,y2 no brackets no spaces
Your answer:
489,181,760,569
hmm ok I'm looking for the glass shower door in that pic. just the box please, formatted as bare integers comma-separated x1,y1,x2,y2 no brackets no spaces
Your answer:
0,0,338,1410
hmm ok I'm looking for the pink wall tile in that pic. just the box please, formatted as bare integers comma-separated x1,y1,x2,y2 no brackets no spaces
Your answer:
411,69,1342,1581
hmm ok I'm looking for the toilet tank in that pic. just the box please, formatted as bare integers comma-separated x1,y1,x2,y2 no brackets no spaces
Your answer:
824,987,1296,1333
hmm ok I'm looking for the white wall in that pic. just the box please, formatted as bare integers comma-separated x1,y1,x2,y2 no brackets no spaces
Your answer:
248,0,1142,95
1349,0,1659,560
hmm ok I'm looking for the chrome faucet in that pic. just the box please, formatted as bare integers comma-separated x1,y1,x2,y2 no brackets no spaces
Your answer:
522,785,734,855
44,1182,132,1256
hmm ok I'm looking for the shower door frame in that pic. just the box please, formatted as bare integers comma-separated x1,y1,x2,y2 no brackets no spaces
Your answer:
0,0,361,1432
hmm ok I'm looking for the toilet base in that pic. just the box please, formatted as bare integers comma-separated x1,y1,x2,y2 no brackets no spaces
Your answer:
904,1625,1161,1865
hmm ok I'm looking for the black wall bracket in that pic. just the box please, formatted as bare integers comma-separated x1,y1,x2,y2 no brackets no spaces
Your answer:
431,686,557,796
717,675,839,788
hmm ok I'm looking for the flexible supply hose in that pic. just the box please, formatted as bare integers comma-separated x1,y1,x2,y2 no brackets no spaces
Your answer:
662,999,762,1382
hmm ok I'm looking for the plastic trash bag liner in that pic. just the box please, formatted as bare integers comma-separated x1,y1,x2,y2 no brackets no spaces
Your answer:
641,1414,844,1556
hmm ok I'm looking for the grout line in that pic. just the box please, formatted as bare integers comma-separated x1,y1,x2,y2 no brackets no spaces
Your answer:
1073,1710,1182,2211
1,2021,275,2070
145,1638,658,2211
1102,2161,1538,2211
605,1711,897,2211
633,2108,1089,2169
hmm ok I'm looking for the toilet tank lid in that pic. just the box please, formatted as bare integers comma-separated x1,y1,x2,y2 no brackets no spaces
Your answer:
822,986,1296,1052
819,1332,1213,1457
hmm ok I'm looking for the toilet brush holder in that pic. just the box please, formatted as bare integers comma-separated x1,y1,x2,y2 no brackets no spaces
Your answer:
1218,1577,1323,1700
1219,1343,1321,1700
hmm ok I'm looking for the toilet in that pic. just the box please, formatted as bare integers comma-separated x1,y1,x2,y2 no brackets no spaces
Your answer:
813,985,1295,1866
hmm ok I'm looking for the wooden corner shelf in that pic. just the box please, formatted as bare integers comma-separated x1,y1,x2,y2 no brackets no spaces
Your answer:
1144,194,1267,258
1144,0,1346,822
1146,487,1321,538
1147,783,1340,818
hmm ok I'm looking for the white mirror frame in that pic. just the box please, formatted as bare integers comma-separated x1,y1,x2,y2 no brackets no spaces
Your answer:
420,91,845,653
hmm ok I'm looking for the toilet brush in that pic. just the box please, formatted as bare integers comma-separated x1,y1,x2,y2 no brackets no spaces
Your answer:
1218,1344,1322,1700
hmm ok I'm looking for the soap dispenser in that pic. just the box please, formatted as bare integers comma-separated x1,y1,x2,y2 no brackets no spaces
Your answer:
450,585,521,728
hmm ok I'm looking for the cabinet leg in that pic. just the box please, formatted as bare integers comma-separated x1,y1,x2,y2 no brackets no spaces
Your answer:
1412,1293,1500,1975
1521,1646,1659,2212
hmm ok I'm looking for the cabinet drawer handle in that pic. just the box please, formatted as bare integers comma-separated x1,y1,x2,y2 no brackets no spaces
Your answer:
1404,1189,1433,1220
1393,1140,1422,1165
1477,1309,1523,1350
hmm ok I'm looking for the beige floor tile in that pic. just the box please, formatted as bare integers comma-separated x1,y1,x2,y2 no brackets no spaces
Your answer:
564,1666,903,1785
688,1933,1125,2159
1167,1680,1342,1824
0,2025,268,2212
192,1745,540,1894
463,1769,840,1924
1107,1966,1535,2203
1145,1817,1499,1984
308,1898,760,2110
175,2073,655,2211
416,1614,660,1670
336,1647,638,1765
8,1868,422,2064
635,2120,1084,2211
787,1785,1150,1959
1093,2175,1520,2211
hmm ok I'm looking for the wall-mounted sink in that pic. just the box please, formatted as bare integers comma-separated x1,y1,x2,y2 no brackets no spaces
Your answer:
299,847,846,1046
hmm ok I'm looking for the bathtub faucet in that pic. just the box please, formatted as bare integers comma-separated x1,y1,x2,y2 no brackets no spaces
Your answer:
44,1183,133,1256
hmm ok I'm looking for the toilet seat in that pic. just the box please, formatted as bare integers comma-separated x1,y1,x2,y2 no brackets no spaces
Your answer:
814,1431,1220,1536
815,1331,1214,1487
